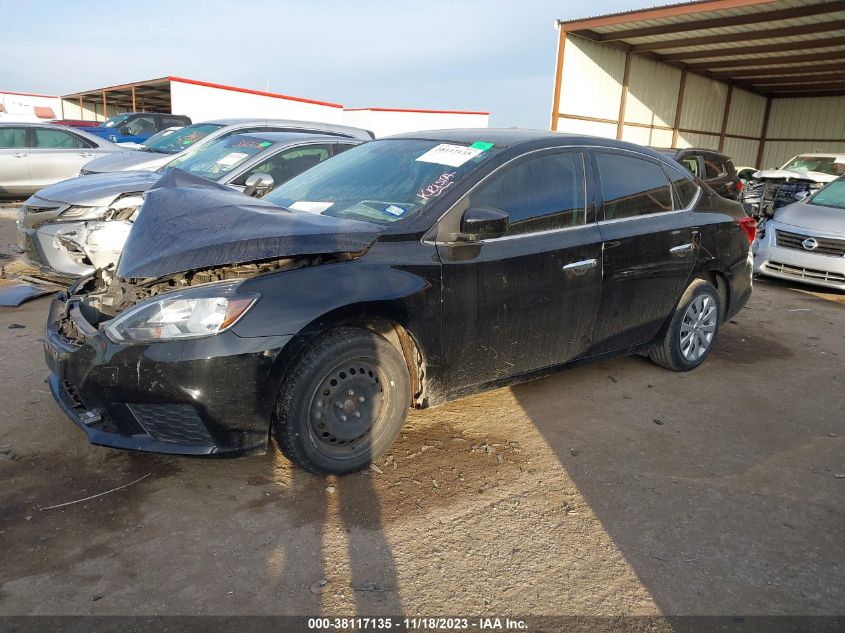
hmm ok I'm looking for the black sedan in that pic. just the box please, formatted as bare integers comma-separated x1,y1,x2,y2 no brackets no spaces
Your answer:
45,129,754,474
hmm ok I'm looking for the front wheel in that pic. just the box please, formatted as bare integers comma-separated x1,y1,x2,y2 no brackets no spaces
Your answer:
272,327,410,475
648,279,721,372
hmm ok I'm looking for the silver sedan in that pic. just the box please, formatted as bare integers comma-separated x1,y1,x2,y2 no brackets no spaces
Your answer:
0,123,118,199
753,176,845,290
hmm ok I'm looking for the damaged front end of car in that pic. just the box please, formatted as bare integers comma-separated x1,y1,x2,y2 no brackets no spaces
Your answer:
44,172,382,456
742,176,824,217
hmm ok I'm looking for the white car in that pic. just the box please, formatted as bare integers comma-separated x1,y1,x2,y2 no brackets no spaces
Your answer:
743,153,845,216
753,176,845,290
79,118,373,175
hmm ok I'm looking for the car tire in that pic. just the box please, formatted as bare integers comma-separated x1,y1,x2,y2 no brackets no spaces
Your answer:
648,278,721,372
272,326,410,475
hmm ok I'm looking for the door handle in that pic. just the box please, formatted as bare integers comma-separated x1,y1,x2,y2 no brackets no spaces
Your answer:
669,243,695,256
78,152,93,158
12,153,27,158
562,258,598,275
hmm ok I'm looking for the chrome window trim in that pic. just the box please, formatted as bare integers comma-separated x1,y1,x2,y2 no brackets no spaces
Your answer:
426,144,700,246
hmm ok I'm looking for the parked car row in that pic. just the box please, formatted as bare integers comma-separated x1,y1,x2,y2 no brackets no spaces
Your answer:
30,126,755,474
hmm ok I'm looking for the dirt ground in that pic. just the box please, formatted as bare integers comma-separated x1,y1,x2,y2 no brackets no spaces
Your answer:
0,209,843,617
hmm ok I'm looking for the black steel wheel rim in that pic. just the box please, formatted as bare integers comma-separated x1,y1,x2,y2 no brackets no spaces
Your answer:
307,358,386,457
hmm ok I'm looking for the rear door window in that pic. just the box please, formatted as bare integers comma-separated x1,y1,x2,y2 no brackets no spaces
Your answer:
33,128,91,149
596,152,674,220
467,151,587,236
0,127,27,148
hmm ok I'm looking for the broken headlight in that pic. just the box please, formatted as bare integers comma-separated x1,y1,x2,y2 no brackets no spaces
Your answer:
104,282,259,342
59,205,109,221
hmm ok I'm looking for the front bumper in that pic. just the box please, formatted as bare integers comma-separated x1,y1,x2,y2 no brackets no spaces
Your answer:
45,293,292,456
753,221,845,291
17,199,94,278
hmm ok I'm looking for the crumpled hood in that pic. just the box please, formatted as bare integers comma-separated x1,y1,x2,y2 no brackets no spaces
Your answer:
118,169,382,279
35,171,161,207
82,149,172,174
774,201,845,236
755,169,838,184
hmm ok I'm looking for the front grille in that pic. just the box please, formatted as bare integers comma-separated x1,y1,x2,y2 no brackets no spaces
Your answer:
765,261,845,284
776,230,845,257
21,232,44,265
127,403,214,445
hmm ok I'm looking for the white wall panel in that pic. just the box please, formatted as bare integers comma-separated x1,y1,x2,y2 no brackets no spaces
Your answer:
722,137,760,168
768,96,845,140
679,73,727,134
558,35,626,121
170,80,344,124
621,125,673,148
624,55,682,128
555,118,617,139
675,131,719,150
726,89,766,137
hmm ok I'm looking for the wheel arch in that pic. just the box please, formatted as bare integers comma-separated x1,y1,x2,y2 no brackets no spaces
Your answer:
262,302,431,418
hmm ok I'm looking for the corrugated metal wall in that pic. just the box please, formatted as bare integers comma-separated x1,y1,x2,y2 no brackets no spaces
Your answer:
762,96,845,168
551,33,844,170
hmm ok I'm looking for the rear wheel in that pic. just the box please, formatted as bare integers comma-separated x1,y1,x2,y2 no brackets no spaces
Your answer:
272,327,410,475
648,279,721,372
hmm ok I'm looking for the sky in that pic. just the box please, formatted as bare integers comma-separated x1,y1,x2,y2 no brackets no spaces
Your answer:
0,0,655,129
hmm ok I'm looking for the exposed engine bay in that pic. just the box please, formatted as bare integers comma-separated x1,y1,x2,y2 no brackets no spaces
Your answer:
58,253,355,344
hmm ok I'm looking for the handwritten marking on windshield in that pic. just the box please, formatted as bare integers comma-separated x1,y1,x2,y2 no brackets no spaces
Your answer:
418,172,457,200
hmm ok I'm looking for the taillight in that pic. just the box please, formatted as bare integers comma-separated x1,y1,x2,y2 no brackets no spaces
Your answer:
738,216,757,243
737,180,744,194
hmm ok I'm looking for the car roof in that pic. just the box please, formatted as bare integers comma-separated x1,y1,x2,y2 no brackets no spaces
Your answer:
655,147,732,160
199,118,373,139
226,131,360,144
384,128,679,162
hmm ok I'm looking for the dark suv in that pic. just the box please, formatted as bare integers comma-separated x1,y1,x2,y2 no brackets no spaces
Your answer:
659,148,741,201
82,112,192,144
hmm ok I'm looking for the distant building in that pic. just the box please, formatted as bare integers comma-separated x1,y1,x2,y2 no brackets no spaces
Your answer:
1,76,488,137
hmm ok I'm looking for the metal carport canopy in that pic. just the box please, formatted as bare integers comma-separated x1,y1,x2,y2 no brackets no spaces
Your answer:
554,0,845,100
550,0,845,167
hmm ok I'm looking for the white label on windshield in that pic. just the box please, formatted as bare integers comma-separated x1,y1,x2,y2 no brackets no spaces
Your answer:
415,144,483,167
289,201,334,214
215,152,249,166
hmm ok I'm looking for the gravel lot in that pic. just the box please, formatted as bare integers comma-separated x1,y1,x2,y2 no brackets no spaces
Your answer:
0,210,842,617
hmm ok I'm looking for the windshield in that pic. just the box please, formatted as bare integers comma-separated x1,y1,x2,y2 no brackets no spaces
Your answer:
159,134,272,180
781,155,845,176
102,114,131,128
142,123,223,154
808,179,845,210
264,139,500,225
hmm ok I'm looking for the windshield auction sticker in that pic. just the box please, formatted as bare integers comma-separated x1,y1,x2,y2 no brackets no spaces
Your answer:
416,144,484,167
215,152,249,166
289,201,335,214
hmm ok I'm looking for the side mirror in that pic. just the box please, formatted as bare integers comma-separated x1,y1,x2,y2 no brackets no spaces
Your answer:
794,190,810,201
243,173,275,198
118,125,131,136
460,207,508,241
